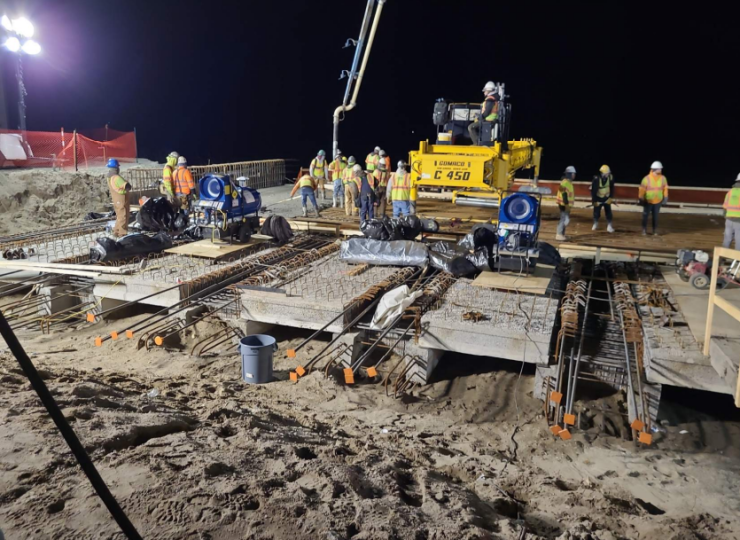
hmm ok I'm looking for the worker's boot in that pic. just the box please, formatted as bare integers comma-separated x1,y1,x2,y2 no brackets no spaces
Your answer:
607,223,615,233
592,222,598,231
641,229,647,236
653,229,659,236
302,206,307,217
315,207,321,218
555,234,567,241
332,196,337,208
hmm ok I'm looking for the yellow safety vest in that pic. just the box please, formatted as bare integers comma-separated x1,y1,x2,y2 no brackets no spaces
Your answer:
329,159,346,180
641,173,667,204
373,168,390,188
596,175,611,199
556,179,574,207
162,165,173,194
109,174,128,195
724,187,740,218
366,153,378,171
298,175,314,188
310,158,326,178
391,172,411,201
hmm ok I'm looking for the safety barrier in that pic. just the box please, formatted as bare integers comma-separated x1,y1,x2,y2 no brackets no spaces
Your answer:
125,159,291,193
0,127,137,169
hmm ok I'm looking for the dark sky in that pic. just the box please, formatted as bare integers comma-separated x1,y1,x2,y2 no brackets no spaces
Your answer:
3,0,738,185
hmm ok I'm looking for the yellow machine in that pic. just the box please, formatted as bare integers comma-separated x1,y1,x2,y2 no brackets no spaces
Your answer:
408,86,545,207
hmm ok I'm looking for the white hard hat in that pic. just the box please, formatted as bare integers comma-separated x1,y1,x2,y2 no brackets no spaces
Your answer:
379,149,387,156
482,81,496,92
651,161,663,170
564,166,576,174
735,173,740,182
352,164,362,173
177,156,187,166
397,160,406,169
168,151,179,159
236,176,247,182
374,146,381,153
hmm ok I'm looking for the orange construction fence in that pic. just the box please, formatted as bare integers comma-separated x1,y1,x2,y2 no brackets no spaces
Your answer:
0,127,137,169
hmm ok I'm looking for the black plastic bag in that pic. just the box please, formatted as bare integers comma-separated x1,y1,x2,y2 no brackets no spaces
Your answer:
90,232,173,262
536,241,561,266
360,218,391,241
419,218,439,233
84,211,114,221
137,197,180,232
429,250,478,276
260,215,293,245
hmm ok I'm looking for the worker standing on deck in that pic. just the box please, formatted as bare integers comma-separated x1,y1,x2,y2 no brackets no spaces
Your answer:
638,161,669,236
162,151,178,200
387,161,412,218
468,81,500,146
290,174,321,218
591,165,615,233
172,156,196,211
555,166,576,241
329,150,347,208
106,158,131,238
366,146,380,172
310,150,327,200
359,167,376,224
379,149,391,172
343,157,358,216
373,159,390,216
722,173,740,249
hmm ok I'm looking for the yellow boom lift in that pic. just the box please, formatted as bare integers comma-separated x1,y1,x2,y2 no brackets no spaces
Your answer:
409,83,546,208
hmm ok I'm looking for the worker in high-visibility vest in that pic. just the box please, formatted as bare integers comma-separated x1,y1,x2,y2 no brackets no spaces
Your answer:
555,166,576,241
379,149,391,172
172,156,196,211
329,150,347,208
373,159,391,216
468,81,500,146
358,166,376,224
638,161,669,236
106,158,132,238
387,161,412,218
342,157,358,216
162,151,178,200
365,146,380,172
290,174,320,217
722,173,740,249
591,164,615,233
310,150,327,200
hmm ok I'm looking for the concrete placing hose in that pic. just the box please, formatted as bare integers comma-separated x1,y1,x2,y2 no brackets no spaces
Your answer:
0,310,143,540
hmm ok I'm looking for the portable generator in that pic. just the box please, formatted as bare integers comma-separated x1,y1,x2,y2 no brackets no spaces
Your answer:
191,174,262,243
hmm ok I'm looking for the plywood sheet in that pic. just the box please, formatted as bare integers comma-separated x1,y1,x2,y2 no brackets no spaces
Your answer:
662,268,740,343
165,238,265,260
471,265,554,295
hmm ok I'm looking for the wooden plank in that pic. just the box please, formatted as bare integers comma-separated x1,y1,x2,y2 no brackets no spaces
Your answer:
471,265,555,295
164,238,265,260
0,260,128,275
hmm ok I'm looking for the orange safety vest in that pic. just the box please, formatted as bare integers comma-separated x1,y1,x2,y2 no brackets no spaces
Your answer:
173,166,194,195
481,94,499,121
724,187,740,218
641,173,667,204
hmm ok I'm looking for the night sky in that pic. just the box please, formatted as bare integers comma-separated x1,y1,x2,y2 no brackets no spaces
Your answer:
3,0,738,186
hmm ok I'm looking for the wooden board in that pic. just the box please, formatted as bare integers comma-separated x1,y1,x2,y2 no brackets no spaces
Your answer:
471,265,555,295
662,268,740,343
165,238,265,260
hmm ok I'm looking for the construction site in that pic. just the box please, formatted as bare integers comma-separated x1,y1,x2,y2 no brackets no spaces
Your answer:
2,3,740,540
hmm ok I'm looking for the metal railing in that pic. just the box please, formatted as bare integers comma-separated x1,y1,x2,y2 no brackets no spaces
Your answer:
124,159,293,192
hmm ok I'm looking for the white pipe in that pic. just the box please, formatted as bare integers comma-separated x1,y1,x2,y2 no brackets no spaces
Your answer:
333,0,386,158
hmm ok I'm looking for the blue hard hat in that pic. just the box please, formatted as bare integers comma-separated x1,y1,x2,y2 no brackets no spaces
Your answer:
106,158,120,168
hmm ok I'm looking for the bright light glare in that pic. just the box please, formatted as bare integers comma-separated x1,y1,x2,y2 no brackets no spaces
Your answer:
1,14,13,31
4,36,21,52
22,39,41,55
12,17,34,38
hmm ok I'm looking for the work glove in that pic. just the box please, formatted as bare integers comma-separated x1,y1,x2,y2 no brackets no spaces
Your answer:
662,197,669,207
124,182,132,191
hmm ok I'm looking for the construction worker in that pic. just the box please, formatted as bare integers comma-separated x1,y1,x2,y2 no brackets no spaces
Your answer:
172,156,195,210
387,161,412,218
468,81,500,146
329,151,347,208
162,151,178,200
310,150,327,200
106,159,131,238
556,166,576,241
290,174,320,217
365,146,380,172
591,165,615,233
359,167,376,223
639,161,669,236
722,173,740,249
379,149,391,171
343,157,358,216
373,158,390,216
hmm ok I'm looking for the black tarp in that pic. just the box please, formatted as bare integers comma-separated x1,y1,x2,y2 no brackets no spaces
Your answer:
260,216,293,245
136,197,185,233
90,232,173,263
